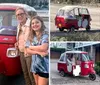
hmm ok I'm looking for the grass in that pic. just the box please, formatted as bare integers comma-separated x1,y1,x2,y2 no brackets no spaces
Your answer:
50,32,100,41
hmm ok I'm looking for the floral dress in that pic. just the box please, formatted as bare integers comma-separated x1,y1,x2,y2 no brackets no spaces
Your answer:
25,34,49,74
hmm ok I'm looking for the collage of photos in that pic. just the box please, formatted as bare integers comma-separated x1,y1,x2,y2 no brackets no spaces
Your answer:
0,0,100,85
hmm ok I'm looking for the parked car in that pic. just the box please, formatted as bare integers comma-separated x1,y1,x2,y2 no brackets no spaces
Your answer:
55,6,92,32
57,51,96,81
0,3,37,76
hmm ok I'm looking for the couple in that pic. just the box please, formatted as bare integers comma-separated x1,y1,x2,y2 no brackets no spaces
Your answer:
15,7,49,85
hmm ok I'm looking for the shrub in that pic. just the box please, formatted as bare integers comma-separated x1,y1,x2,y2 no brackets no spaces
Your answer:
95,61,100,76
96,61,100,66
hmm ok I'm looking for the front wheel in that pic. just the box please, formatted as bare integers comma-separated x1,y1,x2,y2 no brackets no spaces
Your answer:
89,74,96,81
59,70,65,77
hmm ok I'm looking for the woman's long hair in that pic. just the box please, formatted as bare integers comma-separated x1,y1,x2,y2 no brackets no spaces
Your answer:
28,16,48,43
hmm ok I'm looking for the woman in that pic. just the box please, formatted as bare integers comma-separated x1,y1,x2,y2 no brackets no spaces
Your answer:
25,16,49,85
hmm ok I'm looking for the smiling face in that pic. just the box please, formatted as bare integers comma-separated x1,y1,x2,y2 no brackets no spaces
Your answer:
15,8,27,24
31,18,42,32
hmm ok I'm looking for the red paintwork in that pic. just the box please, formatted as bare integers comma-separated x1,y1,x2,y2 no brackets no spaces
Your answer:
55,7,91,31
0,5,22,76
0,35,22,76
0,5,19,11
58,60,95,76
55,16,78,29
81,61,95,75
55,15,91,29
0,7,15,10
58,62,73,74
58,51,95,76
58,62,67,73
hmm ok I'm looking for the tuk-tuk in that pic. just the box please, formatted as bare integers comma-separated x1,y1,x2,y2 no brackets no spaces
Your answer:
0,3,37,76
57,51,96,81
55,6,91,32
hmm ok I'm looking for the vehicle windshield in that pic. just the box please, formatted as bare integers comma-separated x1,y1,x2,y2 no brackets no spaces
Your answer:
59,53,66,61
0,10,17,35
81,53,91,61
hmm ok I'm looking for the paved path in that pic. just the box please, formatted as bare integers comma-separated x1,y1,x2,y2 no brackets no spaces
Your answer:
0,74,25,85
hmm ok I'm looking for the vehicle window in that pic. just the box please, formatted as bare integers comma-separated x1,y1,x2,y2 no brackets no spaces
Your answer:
0,16,3,26
0,11,17,35
58,9,64,16
12,15,18,26
79,8,89,14
69,10,74,16
75,53,81,61
59,53,65,61
64,11,68,16
74,8,79,15
81,54,91,61
0,11,17,26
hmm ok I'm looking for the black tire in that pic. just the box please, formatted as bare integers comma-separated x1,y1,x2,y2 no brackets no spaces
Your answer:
59,70,65,77
59,28,64,31
68,26,75,32
86,25,91,31
89,74,96,81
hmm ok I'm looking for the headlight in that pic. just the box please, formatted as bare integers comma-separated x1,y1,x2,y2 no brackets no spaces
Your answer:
92,64,95,67
84,64,89,68
7,48,19,58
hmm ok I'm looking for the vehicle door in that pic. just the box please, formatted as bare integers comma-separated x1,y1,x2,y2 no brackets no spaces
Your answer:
58,53,67,72
79,8,90,28
74,7,82,28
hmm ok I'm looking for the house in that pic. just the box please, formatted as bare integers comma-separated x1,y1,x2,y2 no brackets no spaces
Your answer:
50,42,100,62
75,42,100,62
50,43,74,59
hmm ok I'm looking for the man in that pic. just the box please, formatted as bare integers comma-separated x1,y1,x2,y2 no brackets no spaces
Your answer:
15,7,35,85
67,54,76,65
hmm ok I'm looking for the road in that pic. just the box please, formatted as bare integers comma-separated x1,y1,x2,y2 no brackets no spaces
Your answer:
0,74,25,85
50,59,100,85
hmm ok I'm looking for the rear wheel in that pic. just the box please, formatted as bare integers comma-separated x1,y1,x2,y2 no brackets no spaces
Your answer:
59,70,65,77
89,74,96,81
68,26,75,32
59,28,64,31
86,25,91,31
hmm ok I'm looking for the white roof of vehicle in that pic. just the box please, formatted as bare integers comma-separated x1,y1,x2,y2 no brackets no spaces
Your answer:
0,3,36,12
58,6,87,12
64,50,88,54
